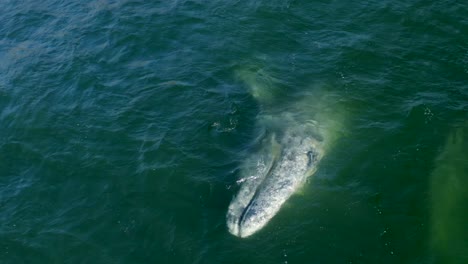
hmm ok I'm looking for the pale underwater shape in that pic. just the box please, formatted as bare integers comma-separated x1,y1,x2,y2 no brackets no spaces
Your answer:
430,122,468,263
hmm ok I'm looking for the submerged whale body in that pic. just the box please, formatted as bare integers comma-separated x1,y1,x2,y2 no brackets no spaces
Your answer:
430,123,468,263
226,66,345,238
227,123,324,237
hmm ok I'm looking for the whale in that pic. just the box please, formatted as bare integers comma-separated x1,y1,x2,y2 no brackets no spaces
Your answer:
226,66,345,238
430,122,468,263
227,121,324,237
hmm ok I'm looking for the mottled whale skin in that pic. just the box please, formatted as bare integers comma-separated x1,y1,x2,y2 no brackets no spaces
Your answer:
226,66,344,238
227,125,324,238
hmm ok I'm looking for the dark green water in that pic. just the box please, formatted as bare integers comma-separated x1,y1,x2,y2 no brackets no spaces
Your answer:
1,1,467,263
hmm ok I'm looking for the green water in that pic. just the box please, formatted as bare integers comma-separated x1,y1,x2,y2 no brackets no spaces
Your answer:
1,1,467,263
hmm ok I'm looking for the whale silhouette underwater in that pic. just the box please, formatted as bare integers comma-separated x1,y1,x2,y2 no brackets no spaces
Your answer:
226,67,347,238
430,122,468,263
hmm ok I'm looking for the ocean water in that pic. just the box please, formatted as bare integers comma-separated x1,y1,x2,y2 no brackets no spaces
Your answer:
1,1,467,263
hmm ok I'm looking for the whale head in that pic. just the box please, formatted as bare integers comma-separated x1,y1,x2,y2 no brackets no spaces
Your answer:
227,132,323,238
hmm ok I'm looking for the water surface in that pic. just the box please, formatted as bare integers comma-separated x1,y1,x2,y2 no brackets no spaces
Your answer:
1,1,467,263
